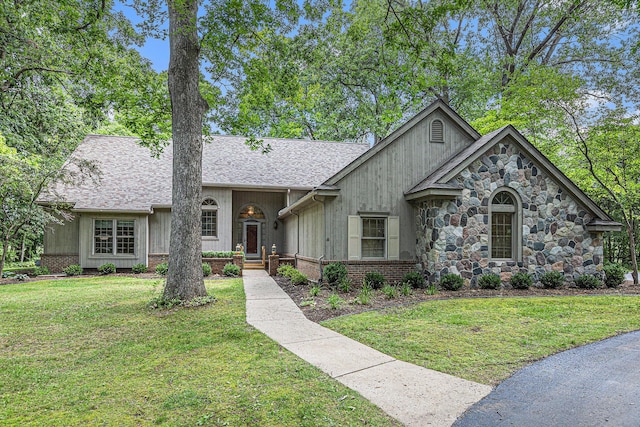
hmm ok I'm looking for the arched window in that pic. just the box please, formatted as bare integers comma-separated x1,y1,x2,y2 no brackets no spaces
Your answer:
201,198,218,237
431,119,444,143
490,190,519,260
239,204,265,219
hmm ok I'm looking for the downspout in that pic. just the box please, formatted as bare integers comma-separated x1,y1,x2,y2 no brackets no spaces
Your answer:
312,194,326,283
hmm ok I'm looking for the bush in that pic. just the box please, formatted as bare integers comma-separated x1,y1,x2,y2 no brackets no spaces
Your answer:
32,266,50,276
575,274,602,289
356,284,373,305
400,281,413,296
202,251,236,258
402,271,426,289
364,272,385,290
478,274,501,289
510,272,532,289
98,263,116,275
289,270,308,285
540,270,564,289
439,273,463,291
155,262,168,275
310,285,321,297
277,264,296,278
323,262,348,286
202,263,212,277
131,263,148,274
604,263,626,288
63,264,83,276
223,263,240,277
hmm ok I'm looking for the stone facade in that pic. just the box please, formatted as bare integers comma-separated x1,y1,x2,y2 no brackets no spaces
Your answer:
417,142,604,286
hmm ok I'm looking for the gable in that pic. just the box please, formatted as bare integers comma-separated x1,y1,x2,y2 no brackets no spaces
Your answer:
324,99,481,188
406,126,619,226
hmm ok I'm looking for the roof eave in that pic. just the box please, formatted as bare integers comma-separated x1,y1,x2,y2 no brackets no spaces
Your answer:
586,221,623,232
405,187,463,202
278,188,339,219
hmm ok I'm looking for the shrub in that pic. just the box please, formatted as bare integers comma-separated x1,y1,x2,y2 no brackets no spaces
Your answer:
402,271,426,289
540,270,564,289
510,272,532,289
202,251,236,258
155,262,168,275
323,262,348,286
575,274,602,289
98,263,116,275
63,264,83,276
327,293,344,310
289,270,308,285
277,264,296,278
364,272,385,290
382,284,398,299
604,263,626,288
132,263,148,274
15,273,28,281
478,274,501,289
439,273,463,291
338,276,352,293
222,263,240,277
1,271,15,278
32,266,50,276
425,284,438,295
202,263,212,277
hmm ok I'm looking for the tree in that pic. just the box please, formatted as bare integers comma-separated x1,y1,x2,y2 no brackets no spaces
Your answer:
0,1,167,273
163,0,209,300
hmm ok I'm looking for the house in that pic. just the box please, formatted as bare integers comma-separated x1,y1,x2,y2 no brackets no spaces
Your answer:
41,100,620,285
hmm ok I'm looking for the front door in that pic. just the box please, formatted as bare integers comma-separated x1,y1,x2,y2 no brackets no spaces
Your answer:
243,222,261,258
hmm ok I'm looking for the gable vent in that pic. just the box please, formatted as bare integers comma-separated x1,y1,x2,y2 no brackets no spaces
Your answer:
431,119,444,143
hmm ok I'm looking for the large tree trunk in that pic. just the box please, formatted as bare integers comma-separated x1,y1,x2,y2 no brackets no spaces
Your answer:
164,0,209,301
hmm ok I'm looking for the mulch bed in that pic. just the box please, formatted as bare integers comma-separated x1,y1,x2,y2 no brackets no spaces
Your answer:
274,275,640,323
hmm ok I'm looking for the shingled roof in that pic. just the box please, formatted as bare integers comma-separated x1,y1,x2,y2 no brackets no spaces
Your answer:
45,134,370,212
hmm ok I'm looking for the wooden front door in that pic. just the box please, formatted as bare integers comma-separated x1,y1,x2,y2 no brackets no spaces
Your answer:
243,222,260,258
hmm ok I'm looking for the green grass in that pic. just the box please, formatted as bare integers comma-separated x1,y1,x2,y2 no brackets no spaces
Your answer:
323,296,640,386
0,277,399,426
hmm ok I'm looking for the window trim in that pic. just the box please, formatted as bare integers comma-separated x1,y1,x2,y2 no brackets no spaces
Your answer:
201,198,218,239
92,218,136,256
488,188,522,262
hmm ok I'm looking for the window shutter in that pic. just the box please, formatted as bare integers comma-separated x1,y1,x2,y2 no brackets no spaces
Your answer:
387,216,399,260
348,215,361,260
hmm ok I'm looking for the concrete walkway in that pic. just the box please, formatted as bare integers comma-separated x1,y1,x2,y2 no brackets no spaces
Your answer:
243,270,491,426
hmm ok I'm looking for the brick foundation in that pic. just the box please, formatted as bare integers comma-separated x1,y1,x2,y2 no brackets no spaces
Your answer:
150,253,244,276
40,254,80,273
293,255,417,285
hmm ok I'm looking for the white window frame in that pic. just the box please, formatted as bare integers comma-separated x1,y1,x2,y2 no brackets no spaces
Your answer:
93,219,136,256
348,215,399,260
361,217,387,259
201,198,218,238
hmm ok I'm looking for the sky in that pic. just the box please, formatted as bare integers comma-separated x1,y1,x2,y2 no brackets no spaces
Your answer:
114,2,169,72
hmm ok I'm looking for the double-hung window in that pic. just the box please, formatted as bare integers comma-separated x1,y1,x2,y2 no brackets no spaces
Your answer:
490,190,519,260
361,217,386,258
201,198,218,237
94,219,135,255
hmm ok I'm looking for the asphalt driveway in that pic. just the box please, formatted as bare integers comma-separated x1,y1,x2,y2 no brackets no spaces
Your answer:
454,330,640,427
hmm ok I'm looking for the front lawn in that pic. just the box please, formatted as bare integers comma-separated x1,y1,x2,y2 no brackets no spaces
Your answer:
0,277,398,426
322,296,640,385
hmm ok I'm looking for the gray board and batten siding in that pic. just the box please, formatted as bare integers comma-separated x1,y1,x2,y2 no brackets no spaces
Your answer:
320,107,478,261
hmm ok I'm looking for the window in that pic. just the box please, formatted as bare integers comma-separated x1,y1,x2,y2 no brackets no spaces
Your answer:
431,119,444,143
201,198,218,237
491,191,517,259
93,219,135,255
361,217,386,258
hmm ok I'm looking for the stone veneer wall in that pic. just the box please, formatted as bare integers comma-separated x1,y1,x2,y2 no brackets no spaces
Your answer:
417,142,604,286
